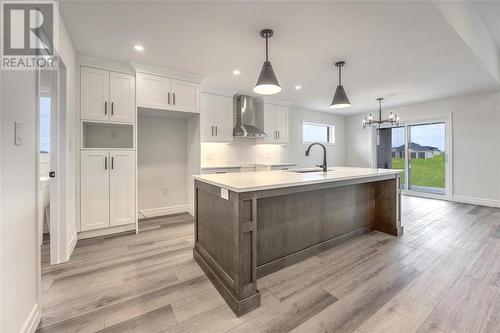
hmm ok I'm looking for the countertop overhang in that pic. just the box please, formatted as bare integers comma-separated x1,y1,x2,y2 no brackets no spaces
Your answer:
193,166,403,193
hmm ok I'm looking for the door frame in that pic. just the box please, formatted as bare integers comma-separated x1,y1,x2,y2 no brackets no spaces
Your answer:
377,113,453,201
35,64,69,267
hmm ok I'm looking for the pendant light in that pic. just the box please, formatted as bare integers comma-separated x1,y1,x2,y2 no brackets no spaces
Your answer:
362,98,400,129
254,29,281,95
329,61,351,109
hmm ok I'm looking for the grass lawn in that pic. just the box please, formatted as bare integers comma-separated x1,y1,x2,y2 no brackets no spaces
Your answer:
392,154,445,188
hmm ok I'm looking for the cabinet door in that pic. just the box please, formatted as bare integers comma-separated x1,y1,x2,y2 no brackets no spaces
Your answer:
200,93,214,142
81,67,109,121
171,79,199,113
274,105,288,143
263,103,277,143
81,151,110,231
109,72,135,123
109,151,136,227
137,73,171,110
212,95,233,142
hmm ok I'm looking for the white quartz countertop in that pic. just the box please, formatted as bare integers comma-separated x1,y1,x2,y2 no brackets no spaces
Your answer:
193,167,403,192
200,162,296,170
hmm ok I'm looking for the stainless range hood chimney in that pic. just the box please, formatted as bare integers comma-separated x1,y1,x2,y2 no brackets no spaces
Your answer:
233,95,267,138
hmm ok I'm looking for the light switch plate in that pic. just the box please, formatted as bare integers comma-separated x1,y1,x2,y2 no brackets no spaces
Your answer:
14,121,23,145
221,188,229,200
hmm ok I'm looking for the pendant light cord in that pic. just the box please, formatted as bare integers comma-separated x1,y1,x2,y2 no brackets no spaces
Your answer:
378,99,382,120
265,36,269,62
338,65,342,85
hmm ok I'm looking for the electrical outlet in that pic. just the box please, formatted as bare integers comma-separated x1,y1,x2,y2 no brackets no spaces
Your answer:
162,188,168,196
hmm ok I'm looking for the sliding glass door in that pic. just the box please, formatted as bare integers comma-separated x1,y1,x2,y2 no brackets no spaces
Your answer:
377,121,448,198
407,123,446,195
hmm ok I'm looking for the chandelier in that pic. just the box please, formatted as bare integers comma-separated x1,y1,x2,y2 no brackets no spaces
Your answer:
363,98,400,129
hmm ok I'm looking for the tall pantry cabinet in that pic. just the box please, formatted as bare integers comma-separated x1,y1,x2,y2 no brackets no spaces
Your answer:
79,66,137,235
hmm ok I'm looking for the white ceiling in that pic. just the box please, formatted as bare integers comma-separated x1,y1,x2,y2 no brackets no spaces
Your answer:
472,1,500,51
60,1,499,115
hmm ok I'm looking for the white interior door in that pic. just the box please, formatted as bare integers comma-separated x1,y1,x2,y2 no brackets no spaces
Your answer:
109,71,135,123
109,151,136,227
171,79,199,113
80,151,110,231
81,67,109,121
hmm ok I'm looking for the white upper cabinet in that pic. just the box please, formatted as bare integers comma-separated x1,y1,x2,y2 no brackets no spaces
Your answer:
81,67,110,121
257,101,289,144
273,104,289,144
109,72,136,123
171,79,199,113
137,73,171,110
80,150,110,231
137,73,200,114
200,93,233,143
109,151,135,227
81,66,136,123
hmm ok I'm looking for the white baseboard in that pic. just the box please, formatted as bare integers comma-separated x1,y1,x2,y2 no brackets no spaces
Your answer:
452,195,500,208
78,223,136,240
139,204,190,219
67,232,78,260
20,303,40,333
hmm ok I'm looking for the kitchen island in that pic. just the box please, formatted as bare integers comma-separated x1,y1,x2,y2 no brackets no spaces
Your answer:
192,167,403,316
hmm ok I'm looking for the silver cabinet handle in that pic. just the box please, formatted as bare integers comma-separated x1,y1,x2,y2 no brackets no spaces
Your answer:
104,101,107,115
173,93,176,105
111,102,114,116
278,131,280,139
111,157,114,170
104,156,108,170
168,92,170,105
211,126,214,136
215,126,218,136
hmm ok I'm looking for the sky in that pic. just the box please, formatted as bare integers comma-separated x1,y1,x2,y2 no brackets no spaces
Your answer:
391,123,445,151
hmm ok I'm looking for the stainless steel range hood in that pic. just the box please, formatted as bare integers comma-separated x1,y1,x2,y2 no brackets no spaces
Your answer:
233,95,267,139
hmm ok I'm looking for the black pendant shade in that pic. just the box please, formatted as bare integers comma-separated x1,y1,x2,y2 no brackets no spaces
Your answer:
330,85,351,109
329,61,351,109
254,29,281,95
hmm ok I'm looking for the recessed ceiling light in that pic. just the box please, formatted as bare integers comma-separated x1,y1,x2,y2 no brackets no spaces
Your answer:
134,44,144,52
233,69,241,76
295,85,302,90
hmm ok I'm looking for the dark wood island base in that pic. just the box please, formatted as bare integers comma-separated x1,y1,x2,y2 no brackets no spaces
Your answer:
193,173,402,316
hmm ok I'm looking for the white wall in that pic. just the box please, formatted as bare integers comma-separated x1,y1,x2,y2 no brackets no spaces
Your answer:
138,116,189,217
201,107,346,168
1,71,39,333
346,90,500,204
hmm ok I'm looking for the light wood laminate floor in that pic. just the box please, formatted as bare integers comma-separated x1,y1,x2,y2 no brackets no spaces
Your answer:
38,196,500,333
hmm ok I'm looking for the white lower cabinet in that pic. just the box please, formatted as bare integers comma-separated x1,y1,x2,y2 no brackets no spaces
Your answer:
81,150,135,231
80,151,110,231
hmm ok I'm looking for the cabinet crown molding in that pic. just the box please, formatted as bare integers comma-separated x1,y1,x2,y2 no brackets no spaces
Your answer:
131,61,202,83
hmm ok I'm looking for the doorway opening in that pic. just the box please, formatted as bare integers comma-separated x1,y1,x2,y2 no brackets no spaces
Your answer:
376,119,450,199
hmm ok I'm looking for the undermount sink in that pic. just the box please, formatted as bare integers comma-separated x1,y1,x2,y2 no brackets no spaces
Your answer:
290,168,335,173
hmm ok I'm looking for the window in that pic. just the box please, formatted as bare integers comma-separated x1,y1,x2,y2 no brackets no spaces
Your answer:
40,95,50,153
302,122,335,144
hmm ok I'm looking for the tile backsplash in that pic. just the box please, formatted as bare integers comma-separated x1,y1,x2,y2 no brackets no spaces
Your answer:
201,139,289,166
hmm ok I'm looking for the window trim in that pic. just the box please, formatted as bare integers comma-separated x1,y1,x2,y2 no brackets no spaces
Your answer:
301,121,336,145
